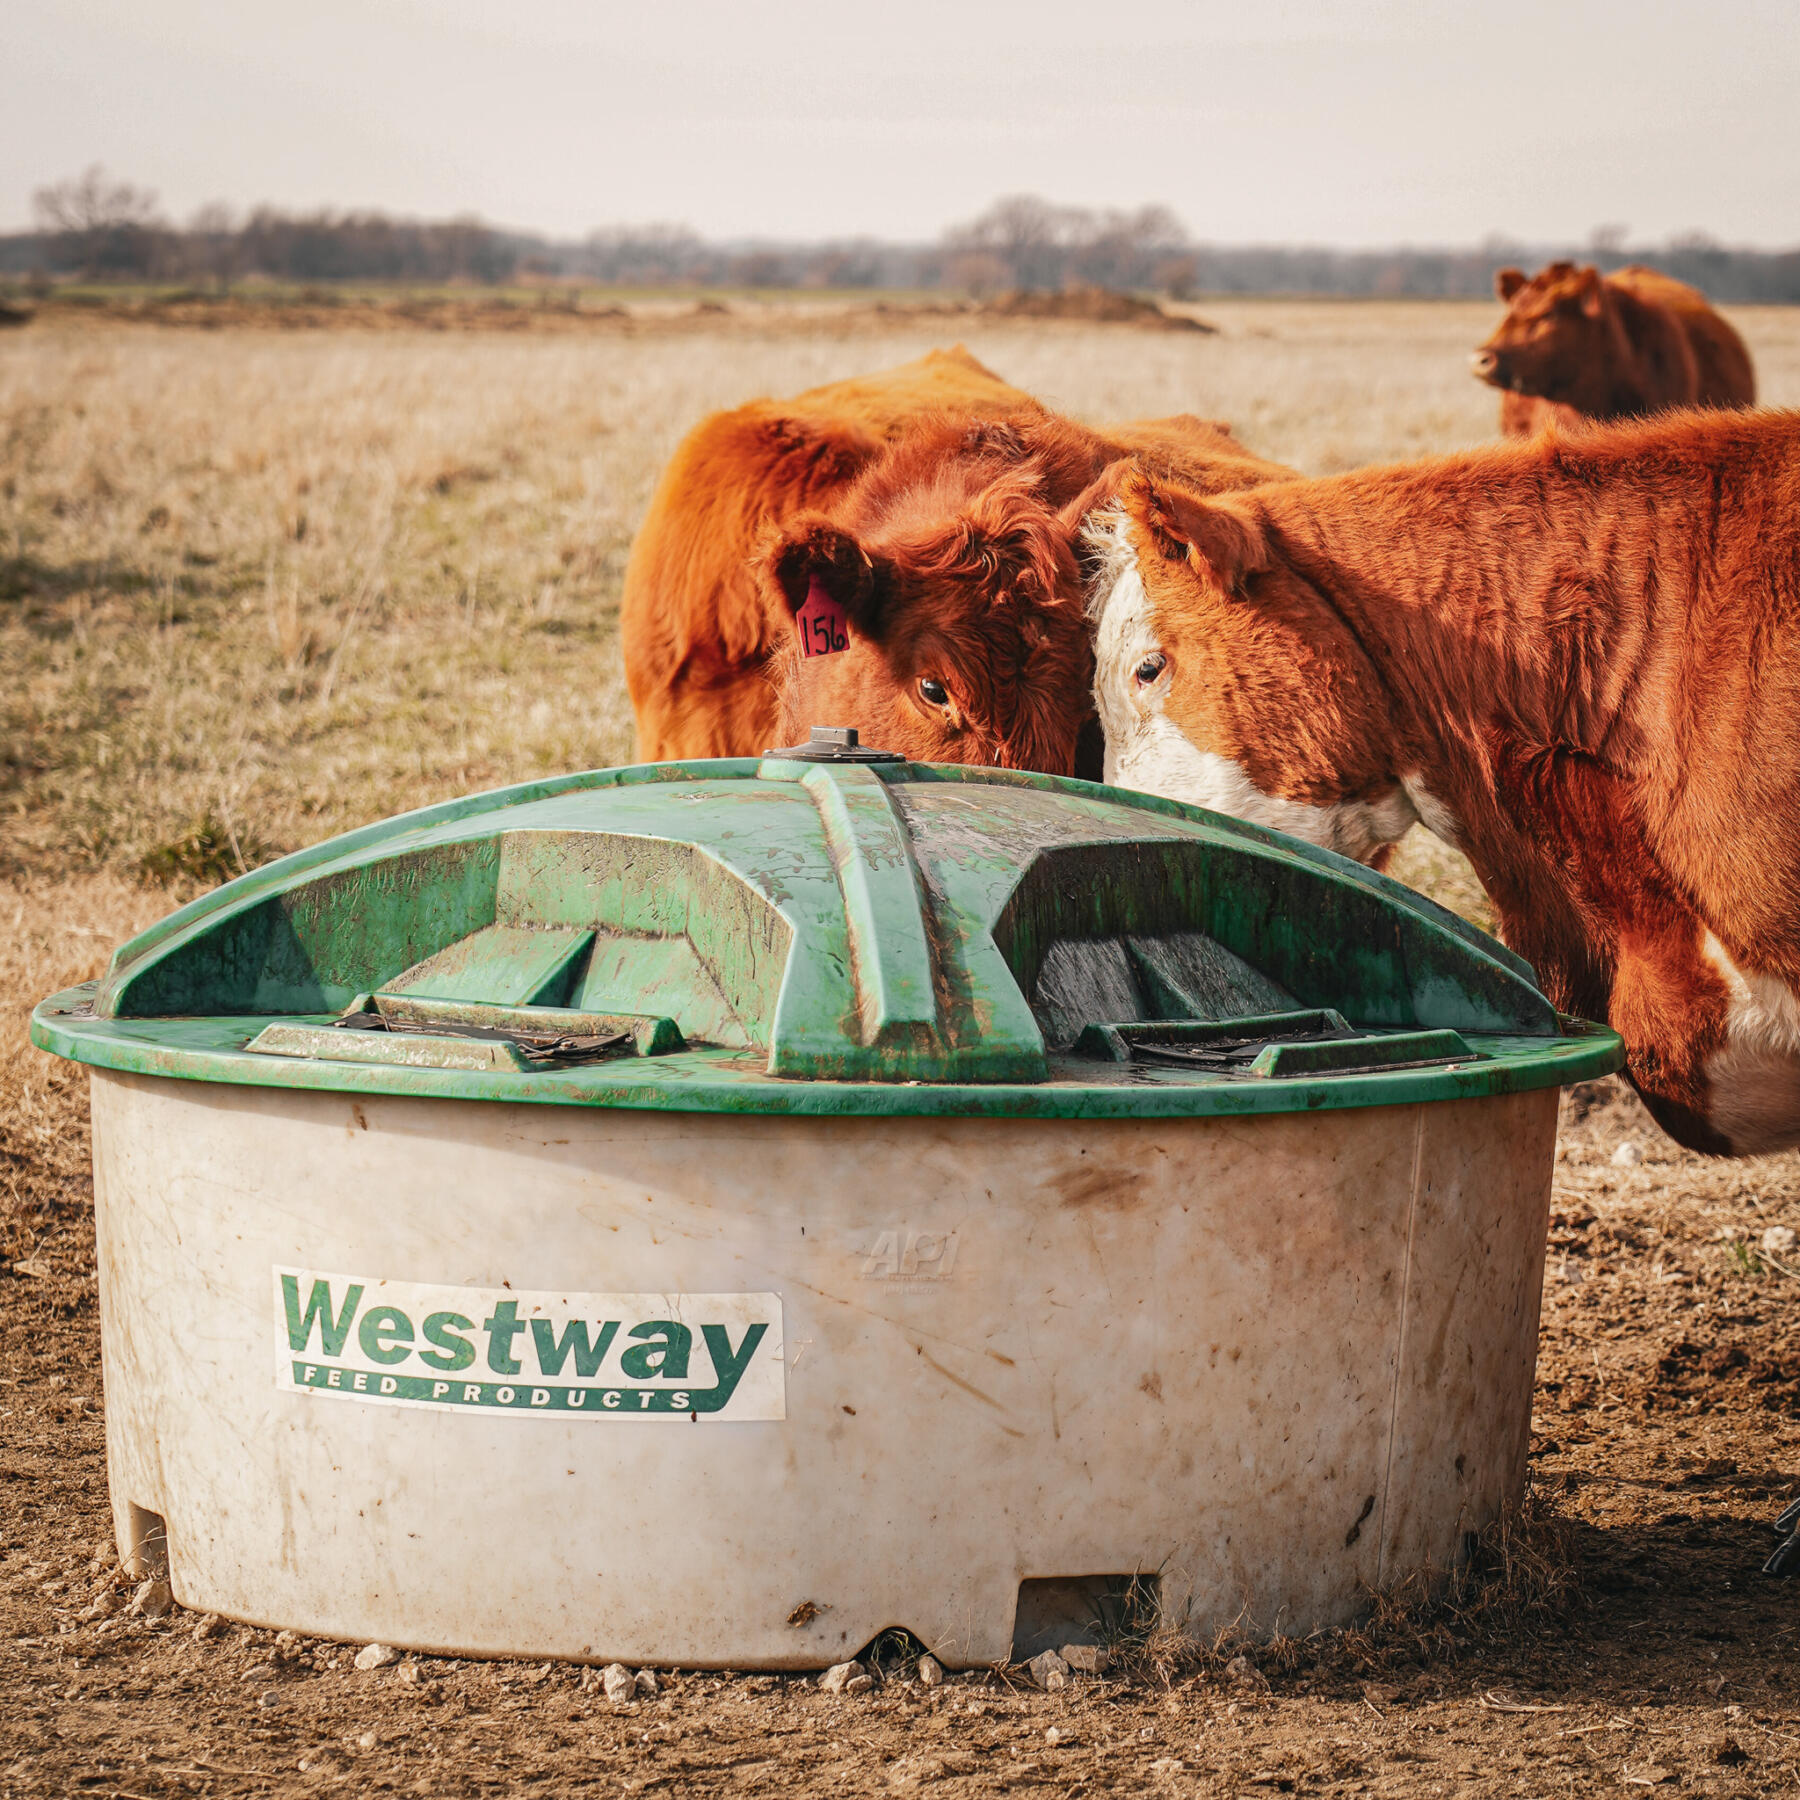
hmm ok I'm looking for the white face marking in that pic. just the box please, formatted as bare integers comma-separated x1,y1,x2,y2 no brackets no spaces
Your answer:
1085,511,1417,864
1699,933,1800,1155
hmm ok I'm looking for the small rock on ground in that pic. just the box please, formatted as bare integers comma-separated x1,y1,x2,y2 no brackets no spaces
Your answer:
1026,1649,1069,1691
1762,1225,1798,1255
634,1668,659,1697
128,1578,172,1620
818,1659,871,1695
888,1755,954,1789
601,1662,635,1702
1058,1643,1108,1676
1611,1140,1644,1167
353,1643,400,1671
916,1653,945,1687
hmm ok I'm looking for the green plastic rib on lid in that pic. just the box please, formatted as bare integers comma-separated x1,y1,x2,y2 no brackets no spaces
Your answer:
30,750,1623,1117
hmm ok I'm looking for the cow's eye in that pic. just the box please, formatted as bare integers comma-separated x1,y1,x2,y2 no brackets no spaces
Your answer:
918,677,950,708
1134,652,1168,687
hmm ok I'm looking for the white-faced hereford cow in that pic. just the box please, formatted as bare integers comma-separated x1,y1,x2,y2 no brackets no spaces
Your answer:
1087,408,1800,1156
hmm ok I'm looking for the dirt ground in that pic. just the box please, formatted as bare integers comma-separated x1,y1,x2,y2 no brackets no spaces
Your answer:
4,307,1800,1793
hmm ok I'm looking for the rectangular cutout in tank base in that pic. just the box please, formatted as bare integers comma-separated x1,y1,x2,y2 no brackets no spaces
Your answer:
272,1267,784,1421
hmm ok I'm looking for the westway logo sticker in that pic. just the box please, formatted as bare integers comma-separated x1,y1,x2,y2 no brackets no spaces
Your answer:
274,1268,784,1421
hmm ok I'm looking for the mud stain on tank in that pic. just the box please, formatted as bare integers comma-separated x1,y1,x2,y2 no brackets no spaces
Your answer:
1049,1157,1155,1212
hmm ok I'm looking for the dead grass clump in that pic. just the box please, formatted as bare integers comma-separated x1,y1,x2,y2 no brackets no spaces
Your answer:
1336,1488,1584,1667
136,809,280,886
859,1627,933,1680
1089,1487,1583,1692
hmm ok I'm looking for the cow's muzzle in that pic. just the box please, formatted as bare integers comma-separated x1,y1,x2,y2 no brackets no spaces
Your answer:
1470,348,1503,386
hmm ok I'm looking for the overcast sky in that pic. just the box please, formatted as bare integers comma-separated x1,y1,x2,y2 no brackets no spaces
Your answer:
6,0,1797,246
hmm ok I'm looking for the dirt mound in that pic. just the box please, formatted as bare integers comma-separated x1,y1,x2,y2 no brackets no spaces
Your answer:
979,288,1216,332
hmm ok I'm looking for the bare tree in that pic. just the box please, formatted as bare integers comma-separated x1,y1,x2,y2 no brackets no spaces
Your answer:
33,166,168,278
944,195,1085,291
944,195,1189,294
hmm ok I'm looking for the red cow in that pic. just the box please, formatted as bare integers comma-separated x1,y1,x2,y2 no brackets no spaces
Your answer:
623,347,1043,762
1088,408,1800,1156
1473,262,1755,436
623,351,1291,770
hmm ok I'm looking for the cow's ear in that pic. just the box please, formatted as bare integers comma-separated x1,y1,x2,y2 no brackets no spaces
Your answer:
761,518,881,636
1494,266,1527,301
1576,265,1605,318
1055,460,1131,537
1119,470,1267,594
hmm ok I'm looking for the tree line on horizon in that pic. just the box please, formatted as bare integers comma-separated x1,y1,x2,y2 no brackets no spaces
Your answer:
8,167,1800,304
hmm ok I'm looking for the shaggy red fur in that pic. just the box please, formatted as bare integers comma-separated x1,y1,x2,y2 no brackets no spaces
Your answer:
621,347,1041,761
1109,407,1800,1154
622,350,1290,772
759,411,1289,774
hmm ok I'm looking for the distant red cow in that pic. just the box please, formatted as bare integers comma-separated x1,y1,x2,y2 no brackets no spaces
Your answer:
1088,408,1800,1156
624,352,1291,772
1473,262,1756,435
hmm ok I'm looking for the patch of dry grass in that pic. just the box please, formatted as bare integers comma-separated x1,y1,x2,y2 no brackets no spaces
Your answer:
6,301,1799,897
1043,1483,1584,1698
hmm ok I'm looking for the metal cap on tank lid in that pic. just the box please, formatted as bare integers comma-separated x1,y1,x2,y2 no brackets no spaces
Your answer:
762,726,904,764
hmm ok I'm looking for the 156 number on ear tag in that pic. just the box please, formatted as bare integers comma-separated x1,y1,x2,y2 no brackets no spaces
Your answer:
797,577,849,658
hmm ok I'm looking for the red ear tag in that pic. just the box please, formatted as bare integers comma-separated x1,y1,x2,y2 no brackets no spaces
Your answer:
796,576,849,659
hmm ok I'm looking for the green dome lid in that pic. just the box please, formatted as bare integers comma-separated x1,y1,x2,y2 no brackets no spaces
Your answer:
32,752,1620,1117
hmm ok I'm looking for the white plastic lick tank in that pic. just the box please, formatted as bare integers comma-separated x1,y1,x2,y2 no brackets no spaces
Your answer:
33,745,1621,1667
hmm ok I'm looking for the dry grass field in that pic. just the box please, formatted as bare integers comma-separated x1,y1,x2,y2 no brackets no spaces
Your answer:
4,302,1800,1796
